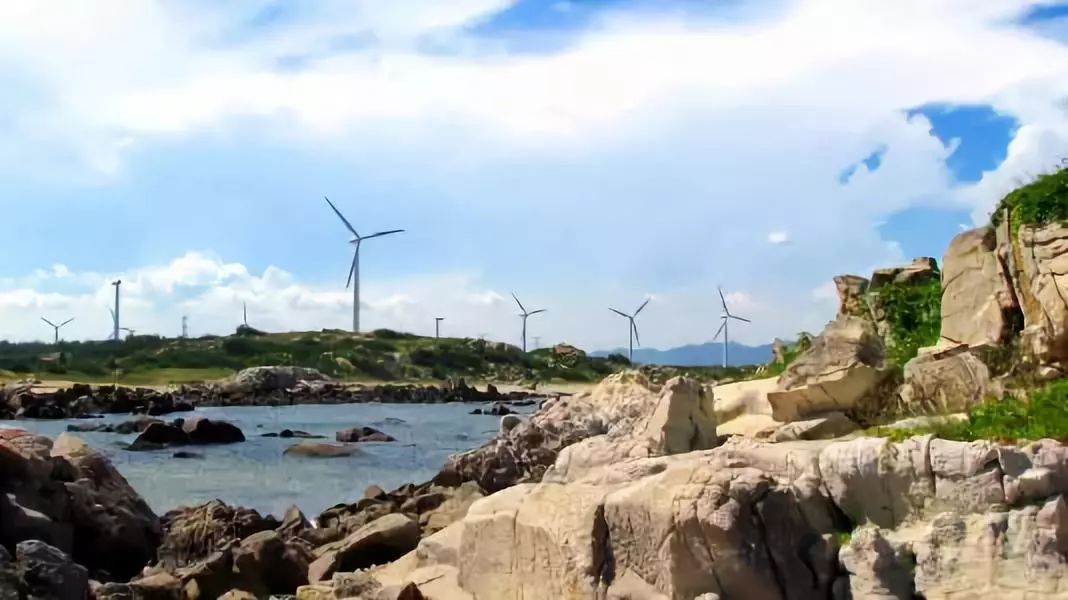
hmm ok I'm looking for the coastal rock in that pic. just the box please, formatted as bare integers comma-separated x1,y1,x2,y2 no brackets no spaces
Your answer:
261,430,325,439
940,227,1020,348
182,417,246,445
712,376,776,423
308,513,420,582
229,366,330,393
230,530,311,596
767,411,858,442
768,316,892,422
158,500,280,569
283,442,361,458
336,426,396,443
15,540,89,600
128,421,190,450
545,376,717,483
833,274,871,319
1006,222,1068,367
898,347,994,416
51,434,163,580
837,527,915,600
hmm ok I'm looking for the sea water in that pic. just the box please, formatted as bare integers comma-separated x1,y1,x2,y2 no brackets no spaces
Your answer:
0,402,521,517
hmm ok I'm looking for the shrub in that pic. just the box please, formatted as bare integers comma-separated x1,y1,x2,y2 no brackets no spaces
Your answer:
990,166,1068,233
870,279,941,366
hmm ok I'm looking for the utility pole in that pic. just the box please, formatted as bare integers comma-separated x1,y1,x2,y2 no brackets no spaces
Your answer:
111,280,121,342
533,336,541,350
243,302,248,326
435,317,444,339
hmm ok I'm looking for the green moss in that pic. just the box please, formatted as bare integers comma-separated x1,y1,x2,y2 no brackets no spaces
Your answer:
990,166,1068,233
868,279,941,366
834,530,853,547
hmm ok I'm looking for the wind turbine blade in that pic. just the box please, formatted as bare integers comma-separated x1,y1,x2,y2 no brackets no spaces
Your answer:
730,315,751,323
528,309,547,316
324,196,359,237
60,318,74,327
361,229,405,240
346,250,358,288
608,308,630,319
634,298,650,316
632,320,641,347
511,293,527,314
41,317,56,328
712,320,726,340
717,286,728,311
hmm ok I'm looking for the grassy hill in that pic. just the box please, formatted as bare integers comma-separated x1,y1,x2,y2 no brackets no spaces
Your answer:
0,328,752,386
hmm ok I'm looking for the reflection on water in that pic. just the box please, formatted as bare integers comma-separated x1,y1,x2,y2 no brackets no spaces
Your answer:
0,402,516,517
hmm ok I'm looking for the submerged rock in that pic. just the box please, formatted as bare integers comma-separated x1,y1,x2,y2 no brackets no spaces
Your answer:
283,442,361,458
335,426,396,443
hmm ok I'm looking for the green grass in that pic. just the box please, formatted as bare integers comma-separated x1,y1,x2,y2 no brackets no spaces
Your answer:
990,166,1068,234
867,279,941,366
868,379,1068,443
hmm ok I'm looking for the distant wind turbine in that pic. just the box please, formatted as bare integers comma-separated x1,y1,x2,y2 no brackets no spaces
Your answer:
712,286,750,368
512,293,546,353
120,327,137,339
40,317,74,345
111,280,121,342
324,196,404,333
435,317,444,339
609,298,650,362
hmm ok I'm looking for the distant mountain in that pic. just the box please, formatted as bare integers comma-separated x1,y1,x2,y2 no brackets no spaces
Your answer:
591,341,774,367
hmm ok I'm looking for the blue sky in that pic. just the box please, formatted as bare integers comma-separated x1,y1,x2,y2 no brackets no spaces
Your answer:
0,0,1066,349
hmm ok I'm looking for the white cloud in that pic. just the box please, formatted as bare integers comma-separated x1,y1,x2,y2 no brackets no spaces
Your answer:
0,0,1065,348
767,231,791,245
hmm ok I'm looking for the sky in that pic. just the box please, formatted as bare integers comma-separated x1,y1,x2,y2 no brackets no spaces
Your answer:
0,0,1067,351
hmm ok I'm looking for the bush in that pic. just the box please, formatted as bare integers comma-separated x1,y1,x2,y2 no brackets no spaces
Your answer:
990,166,1068,233
870,279,941,366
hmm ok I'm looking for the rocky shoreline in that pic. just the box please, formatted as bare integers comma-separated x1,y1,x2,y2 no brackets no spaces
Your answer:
0,367,541,421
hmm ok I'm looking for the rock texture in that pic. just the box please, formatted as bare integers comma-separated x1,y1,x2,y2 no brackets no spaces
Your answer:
833,274,870,319
897,347,995,416
768,317,892,422
940,226,1020,348
1009,222,1068,368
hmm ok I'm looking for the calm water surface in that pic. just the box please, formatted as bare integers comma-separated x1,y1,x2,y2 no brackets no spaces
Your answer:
0,402,519,517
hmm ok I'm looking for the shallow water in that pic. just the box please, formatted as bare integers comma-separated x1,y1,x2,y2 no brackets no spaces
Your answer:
0,402,520,517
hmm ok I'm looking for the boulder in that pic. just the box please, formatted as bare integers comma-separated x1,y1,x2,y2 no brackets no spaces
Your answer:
336,426,396,443
711,376,776,422
768,411,858,442
768,317,892,422
833,274,871,319
283,442,361,458
837,527,915,600
870,257,939,289
1003,222,1068,367
940,227,1020,348
182,417,245,445
15,540,89,600
128,422,190,450
307,513,420,582
51,434,163,579
228,367,330,393
499,414,522,433
231,530,310,595
158,500,279,569
897,347,995,416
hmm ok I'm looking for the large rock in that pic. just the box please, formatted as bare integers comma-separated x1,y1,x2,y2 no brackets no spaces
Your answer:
897,347,995,416
182,417,245,445
228,367,330,393
336,426,396,443
230,530,310,596
157,500,279,569
711,376,776,423
15,540,89,600
833,274,871,319
940,227,1020,348
51,434,162,580
283,442,361,458
308,513,420,583
768,317,892,422
545,377,717,483
1003,222,1068,368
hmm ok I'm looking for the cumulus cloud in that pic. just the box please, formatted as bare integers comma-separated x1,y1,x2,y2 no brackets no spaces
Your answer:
767,231,791,245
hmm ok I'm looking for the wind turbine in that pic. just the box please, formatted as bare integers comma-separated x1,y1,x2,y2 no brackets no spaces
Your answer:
40,317,74,345
609,298,650,363
111,280,121,343
712,286,750,368
121,327,137,339
324,196,404,333
435,317,444,339
512,293,546,353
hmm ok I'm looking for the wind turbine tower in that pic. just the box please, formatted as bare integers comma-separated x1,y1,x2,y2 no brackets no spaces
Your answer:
324,197,404,333
512,293,546,353
609,298,650,362
111,280,121,342
40,317,74,345
435,317,444,339
182,315,188,338
712,286,751,368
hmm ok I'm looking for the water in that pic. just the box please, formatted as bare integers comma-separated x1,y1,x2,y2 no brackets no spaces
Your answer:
0,402,518,518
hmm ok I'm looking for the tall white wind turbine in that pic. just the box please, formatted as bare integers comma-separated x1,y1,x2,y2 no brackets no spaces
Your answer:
512,293,546,353
712,286,750,368
324,196,404,333
40,317,74,345
609,298,650,363
111,280,121,342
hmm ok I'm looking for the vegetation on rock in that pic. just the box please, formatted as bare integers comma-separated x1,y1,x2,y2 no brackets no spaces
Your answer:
990,166,1068,233
867,278,941,366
